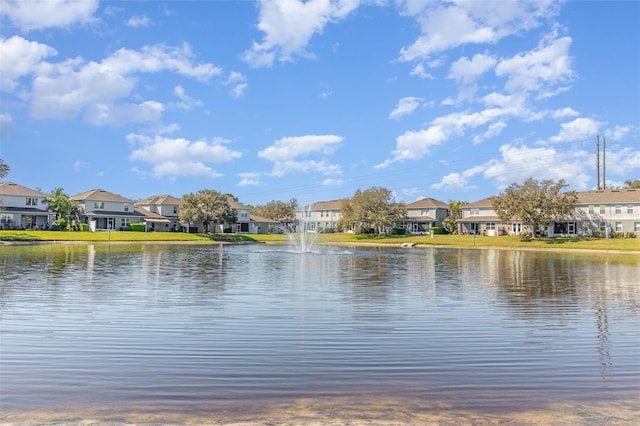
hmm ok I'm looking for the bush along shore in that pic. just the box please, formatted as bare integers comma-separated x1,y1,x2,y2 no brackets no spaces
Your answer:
0,230,639,252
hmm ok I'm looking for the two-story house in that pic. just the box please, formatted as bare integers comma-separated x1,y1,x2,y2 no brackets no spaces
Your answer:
457,197,519,236
295,200,343,233
71,188,144,231
559,188,640,236
0,182,54,229
403,198,449,234
228,200,251,233
135,195,181,232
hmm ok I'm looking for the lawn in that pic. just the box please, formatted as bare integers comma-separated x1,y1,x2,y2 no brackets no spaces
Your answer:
1,230,638,252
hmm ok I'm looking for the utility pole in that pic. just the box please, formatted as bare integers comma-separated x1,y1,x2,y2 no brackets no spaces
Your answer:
603,137,606,190
596,135,600,190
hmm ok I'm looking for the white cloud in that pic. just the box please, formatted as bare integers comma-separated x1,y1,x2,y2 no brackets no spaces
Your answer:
126,15,151,27
0,36,57,92
128,134,242,179
449,53,497,84
605,125,635,141
409,63,434,79
322,178,343,185
238,172,263,186
389,97,422,119
0,112,13,136
552,107,579,119
0,0,98,31
495,31,574,95
173,85,203,110
604,147,640,176
258,134,344,176
398,0,558,61
28,43,221,124
242,0,360,67
73,160,88,170
225,72,248,98
549,117,600,143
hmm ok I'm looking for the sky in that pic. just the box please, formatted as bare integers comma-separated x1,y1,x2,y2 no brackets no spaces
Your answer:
1,0,639,207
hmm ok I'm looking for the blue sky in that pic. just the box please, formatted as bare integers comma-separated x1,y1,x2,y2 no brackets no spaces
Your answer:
1,0,638,206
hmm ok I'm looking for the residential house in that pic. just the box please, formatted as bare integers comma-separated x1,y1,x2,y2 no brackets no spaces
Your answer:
135,195,181,232
295,200,343,232
228,200,251,233
71,189,144,231
249,214,280,234
457,197,518,236
0,182,54,229
556,188,640,236
403,198,449,234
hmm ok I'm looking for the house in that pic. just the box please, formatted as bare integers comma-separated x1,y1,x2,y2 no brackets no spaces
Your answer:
457,197,518,236
71,188,144,231
0,182,54,229
295,200,343,232
249,214,280,234
135,195,181,232
403,198,449,234
555,188,640,236
228,200,251,233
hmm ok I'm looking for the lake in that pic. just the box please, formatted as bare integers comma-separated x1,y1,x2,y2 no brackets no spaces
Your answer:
1,243,638,424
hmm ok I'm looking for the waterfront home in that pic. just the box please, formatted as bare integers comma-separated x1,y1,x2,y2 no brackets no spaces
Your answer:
457,197,524,236
71,188,144,231
250,214,280,234
0,182,54,229
403,198,449,234
554,188,640,236
135,195,181,232
295,200,343,233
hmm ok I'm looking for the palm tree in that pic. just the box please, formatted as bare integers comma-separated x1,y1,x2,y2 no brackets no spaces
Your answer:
44,188,78,230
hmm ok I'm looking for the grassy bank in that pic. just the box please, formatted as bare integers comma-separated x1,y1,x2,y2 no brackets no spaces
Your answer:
1,230,638,252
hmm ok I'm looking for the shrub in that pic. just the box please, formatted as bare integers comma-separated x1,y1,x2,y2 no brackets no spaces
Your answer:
129,223,146,232
625,232,637,239
391,227,407,235
429,226,446,234
79,223,89,232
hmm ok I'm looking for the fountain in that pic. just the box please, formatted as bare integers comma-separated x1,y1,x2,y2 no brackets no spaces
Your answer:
284,206,322,253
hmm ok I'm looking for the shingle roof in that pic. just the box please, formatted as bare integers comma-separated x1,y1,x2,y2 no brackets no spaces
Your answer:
250,214,278,223
308,200,344,210
71,189,133,203
576,189,640,204
136,194,181,206
229,199,250,210
0,182,46,197
406,197,448,209
464,197,497,208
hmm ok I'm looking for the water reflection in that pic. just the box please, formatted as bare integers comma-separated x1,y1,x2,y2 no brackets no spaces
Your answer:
0,244,638,417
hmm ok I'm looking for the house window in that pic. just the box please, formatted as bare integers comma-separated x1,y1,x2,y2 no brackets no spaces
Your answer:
26,197,38,206
94,201,105,209
615,222,622,232
471,208,479,215
588,205,594,214
627,205,633,214
599,221,606,231
635,222,640,232
421,209,428,216
124,203,129,212
121,218,130,227
615,205,621,214
173,206,178,214
599,205,605,214
486,222,496,230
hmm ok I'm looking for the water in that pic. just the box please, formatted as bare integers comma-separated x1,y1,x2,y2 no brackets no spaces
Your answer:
1,243,638,423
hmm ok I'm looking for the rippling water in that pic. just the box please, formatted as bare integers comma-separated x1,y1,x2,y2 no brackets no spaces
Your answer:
1,243,638,423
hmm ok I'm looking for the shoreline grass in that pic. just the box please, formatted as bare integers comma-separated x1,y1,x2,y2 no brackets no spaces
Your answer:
1,230,638,252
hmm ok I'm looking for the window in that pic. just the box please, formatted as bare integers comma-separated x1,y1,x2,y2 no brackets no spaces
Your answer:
124,203,129,212
615,205,621,214
471,208,480,215
615,222,622,232
599,221,606,231
627,205,633,214
26,197,37,206
173,206,178,214
121,218,130,227
599,205,605,214
421,209,428,216
486,222,496,230
635,222,640,232
94,201,104,209
588,205,594,214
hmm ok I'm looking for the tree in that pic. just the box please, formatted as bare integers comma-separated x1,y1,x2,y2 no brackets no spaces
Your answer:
179,189,237,233
0,159,9,179
44,187,79,230
492,178,577,236
442,200,468,234
340,186,407,234
251,199,297,223
624,179,640,189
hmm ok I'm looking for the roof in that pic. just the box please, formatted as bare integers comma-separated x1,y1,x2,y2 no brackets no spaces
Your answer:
406,197,448,209
464,197,497,208
229,199,250,210
0,182,47,197
134,206,171,222
1,206,52,214
307,200,344,211
576,188,640,204
136,194,181,206
71,189,133,203
457,215,502,223
85,210,145,217
250,214,279,223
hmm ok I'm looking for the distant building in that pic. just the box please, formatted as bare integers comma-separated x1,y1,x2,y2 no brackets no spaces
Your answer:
295,200,343,232
403,198,449,234
71,188,144,231
135,195,181,232
0,182,54,230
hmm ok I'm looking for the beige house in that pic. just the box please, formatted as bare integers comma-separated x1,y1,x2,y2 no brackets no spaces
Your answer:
71,188,144,231
249,214,280,234
0,182,54,229
135,195,181,232
559,188,640,236
295,200,343,232
457,197,519,236
403,198,449,234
